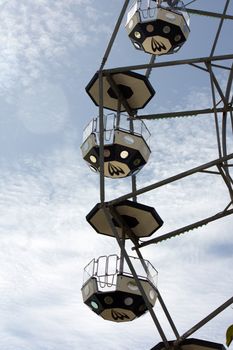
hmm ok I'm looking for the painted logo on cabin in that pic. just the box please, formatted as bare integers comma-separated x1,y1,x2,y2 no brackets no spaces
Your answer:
111,309,130,321
108,162,125,176
151,37,166,52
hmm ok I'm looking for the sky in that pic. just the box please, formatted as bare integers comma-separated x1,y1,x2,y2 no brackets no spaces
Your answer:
0,0,232,349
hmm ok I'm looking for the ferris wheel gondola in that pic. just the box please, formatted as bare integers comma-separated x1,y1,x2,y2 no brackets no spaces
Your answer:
80,0,233,347
125,0,190,55
81,113,152,178
81,254,158,322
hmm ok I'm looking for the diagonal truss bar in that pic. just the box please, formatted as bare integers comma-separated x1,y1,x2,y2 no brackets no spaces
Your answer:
108,205,181,343
97,0,131,203
134,106,233,120
206,63,229,104
133,245,180,340
176,296,233,343
156,289,180,340
217,165,233,201
184,7,233,20
106,74,135,116
222,63,233,157
99,0,130,70
108,205,180,340
210,63,232,71
210,0,231,57
206,63,223,158
108,205,139,245
221,63,233,195
190,62,232,72
108,153,233,206
134,208,233,249
102,205,170,348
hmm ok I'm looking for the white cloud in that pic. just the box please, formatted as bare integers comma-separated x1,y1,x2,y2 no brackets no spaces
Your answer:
0,1,232,349
0,0,111,95
17,81,69,134
0,116,232,349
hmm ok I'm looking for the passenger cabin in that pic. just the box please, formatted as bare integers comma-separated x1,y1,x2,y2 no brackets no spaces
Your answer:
81,254,158,322
126,0,190,55
81,113,151,178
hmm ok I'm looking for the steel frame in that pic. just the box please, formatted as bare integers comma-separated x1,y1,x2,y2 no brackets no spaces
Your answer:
93,0,233,348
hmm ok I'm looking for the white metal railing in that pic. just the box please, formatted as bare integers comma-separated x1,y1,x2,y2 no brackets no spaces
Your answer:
83,254,158,291
126,0,190,25
82,113,151,144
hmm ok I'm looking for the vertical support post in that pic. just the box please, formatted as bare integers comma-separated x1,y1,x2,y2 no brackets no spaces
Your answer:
206,63,223,158
222,65,233,158
134,245,180,340
119,231,126,274
145,54,156,79
129,110,138,202
210,0,231,57
221,63,233,192
99,0,130,70
217,164,233,202
132,174,137,202
116,100,121,129
103,206,170,349
98,70,105,204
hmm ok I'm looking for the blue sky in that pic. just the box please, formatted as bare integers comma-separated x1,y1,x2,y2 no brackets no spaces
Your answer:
0,0,232,349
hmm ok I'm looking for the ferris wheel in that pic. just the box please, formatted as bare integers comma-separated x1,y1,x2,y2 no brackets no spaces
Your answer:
80,1,233,349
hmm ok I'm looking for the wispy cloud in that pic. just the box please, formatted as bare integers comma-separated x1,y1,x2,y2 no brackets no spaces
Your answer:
0,1,232,349
0,104,232,349
0,0,111,95
17,81,69,134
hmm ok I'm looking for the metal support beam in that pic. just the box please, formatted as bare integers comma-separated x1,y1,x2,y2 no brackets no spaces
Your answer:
222,63,233,159
206,63,223,158
217,165,233,201
184,7,233,21
133,208,233,249
98,71,105,203
145,55,156,79
108,205,139,246
102,205,170,349
134,245,180,340
206,63,228,104
210,0,231,57
99,0,130,70
156,290,180,340
176,296,233,343
108,154,233,205
103,54,233,75
106,74,135,116
109,206,180,341
132,174,137,202
134,107,233,120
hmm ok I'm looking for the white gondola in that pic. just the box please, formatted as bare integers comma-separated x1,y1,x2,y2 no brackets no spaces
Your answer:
126,0,190,55
81,254,158,322
81,113,151,178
